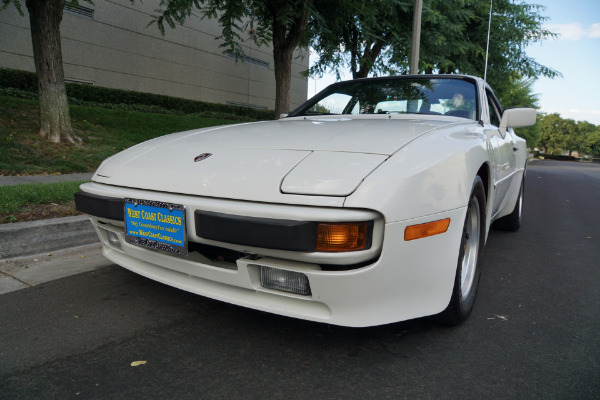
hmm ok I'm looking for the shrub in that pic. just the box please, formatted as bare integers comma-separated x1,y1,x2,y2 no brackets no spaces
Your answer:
0,68,274,121
542,154,578,162
0,68,37,92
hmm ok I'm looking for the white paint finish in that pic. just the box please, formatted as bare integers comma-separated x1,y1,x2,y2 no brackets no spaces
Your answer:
158,116,451,155
487,126,518,216
499,107,538,135
281,152,388,196
344,122,488,223
79,75,535,327
493,166,525,221
97,147,311,203
93,116,455,202
90,207,465,327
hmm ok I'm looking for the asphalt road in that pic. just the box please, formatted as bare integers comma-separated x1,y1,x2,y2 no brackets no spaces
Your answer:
1,160,598,400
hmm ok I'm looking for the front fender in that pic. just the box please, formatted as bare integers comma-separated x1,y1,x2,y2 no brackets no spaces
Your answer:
345,124,490,223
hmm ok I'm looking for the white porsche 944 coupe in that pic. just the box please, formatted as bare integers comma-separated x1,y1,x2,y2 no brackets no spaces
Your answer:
75,75,536,327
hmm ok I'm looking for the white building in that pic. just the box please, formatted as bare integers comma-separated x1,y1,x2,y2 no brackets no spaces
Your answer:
0,0,309,110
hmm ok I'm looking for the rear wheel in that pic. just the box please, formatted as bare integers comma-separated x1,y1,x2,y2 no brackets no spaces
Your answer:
493,178,524,231
436,176,486,325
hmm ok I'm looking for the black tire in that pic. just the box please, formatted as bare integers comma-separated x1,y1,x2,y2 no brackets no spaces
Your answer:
435,176,486,326
493,178,524,232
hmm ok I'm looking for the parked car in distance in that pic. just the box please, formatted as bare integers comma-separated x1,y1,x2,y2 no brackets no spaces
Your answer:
75,75,536,327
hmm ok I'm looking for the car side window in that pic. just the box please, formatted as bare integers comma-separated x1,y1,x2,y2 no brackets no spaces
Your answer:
307,93,352,115
486,90,501,128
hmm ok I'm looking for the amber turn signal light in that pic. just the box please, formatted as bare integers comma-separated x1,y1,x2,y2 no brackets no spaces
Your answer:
316,222,368,252
404,218,450,241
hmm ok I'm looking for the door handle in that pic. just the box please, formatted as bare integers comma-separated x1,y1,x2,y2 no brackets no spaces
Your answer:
513,147,519,152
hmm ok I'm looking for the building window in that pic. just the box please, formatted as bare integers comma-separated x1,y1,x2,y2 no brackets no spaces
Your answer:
65,78,94,86
64,4,94,19
226,101,267,110
226,53,269,69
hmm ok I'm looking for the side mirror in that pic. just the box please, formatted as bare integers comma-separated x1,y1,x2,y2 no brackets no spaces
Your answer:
499,108,537,135
279,113,288,119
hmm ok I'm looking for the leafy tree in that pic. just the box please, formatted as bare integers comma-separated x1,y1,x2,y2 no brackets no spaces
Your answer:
1,0,82,144
497,72,540,147
308,0,412,79
495,74,537,109
153,0,317,117
561,118,579,157
537,113,596,156
309,0,474,79
451,0,560,91
538,113,596,156
308,0,560,109
538,113,566,155
577,121,600,155
587,128,600,155
414,0,477,75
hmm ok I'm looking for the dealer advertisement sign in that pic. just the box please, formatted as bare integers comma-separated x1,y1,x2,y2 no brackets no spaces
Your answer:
124,198,187,256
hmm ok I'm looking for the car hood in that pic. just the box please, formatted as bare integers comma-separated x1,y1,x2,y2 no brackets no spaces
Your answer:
93,116,454,200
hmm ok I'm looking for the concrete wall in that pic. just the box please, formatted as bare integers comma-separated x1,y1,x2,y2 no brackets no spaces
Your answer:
0,0,309,110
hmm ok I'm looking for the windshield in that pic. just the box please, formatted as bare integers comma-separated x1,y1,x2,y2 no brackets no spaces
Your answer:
291,77,478,120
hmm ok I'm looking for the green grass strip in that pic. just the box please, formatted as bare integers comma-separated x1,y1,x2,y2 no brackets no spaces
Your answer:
0,181,87,215
0,95,241,175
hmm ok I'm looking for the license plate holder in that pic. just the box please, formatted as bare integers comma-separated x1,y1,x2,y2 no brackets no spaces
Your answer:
124,198,187,256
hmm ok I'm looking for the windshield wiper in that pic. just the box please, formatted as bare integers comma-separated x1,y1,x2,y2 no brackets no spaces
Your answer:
300,111,336,116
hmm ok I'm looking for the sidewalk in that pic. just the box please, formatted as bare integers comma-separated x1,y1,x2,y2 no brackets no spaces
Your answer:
0,243,112,295
0,173,105,294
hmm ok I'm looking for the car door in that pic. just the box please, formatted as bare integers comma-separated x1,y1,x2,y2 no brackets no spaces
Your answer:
485,89,517,218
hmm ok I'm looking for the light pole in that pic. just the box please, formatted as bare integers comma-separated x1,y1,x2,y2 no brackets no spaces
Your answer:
484,0,493,81
409,0,423,74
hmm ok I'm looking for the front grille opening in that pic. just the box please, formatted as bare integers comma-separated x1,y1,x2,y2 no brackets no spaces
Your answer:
188,242,246,265
187,242,378,272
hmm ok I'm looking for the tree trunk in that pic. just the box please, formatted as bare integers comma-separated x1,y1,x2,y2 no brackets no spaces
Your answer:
353,68,369,80
273,46,293,118
352,39,385,79
26,0,80,144
268,0,312,119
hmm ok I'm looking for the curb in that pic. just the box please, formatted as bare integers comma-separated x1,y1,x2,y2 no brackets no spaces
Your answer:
0,215,98,259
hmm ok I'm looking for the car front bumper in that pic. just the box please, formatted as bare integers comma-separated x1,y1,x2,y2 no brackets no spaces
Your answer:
78,182,466,327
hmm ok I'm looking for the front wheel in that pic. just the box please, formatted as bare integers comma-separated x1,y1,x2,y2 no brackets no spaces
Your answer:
435,176,486,325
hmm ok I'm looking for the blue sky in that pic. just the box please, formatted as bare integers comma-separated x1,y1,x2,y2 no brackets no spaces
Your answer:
307,0,600,125
526,0,600,124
